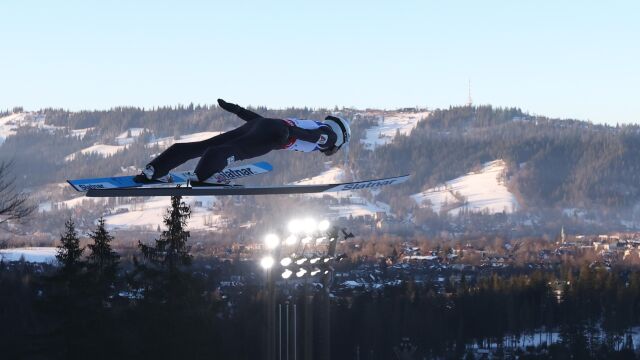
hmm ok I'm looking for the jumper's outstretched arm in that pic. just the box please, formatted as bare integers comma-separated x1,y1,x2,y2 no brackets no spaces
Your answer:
217,99,263,122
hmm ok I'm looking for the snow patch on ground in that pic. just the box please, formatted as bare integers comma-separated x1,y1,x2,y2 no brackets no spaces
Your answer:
103,196,222,231
294,167,345,185
0,247,57,264
65,144,127,161
0,112,62,144
148,131,223,148
66,130,221,161
116,128,148,145
329,198,390,219
292,166,390,219
69,127,94,139
56,196,108,209
361,111,430,150
412,160,518,215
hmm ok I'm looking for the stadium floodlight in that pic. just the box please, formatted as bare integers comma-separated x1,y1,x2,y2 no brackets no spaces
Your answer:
301,236,311,244
324,270,329,275
288,219,304,234
282,269,293,279
296,268,307,278
260,256,275,269
329,237,336,242
303,218,317,234
318,219,331,231
264,233,280,249
296,258,307,265
280,257,292,267
310,257,320,264
285,235,298,246
323,257,331,263
311,268,321,276
315,237,325,245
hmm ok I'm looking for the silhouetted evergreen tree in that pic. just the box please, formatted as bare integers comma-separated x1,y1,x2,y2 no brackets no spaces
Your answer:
55,218,83,276
129,196,217,359
138,196,191,270
87,217,119,299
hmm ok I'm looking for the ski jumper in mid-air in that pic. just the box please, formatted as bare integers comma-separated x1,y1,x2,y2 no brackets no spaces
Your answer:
136,99,351,183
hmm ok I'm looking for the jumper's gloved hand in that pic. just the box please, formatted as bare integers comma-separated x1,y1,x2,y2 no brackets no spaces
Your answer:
217,98,237,113
217,99,263,122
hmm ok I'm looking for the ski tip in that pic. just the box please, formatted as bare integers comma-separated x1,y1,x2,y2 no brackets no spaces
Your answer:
66,180,84,192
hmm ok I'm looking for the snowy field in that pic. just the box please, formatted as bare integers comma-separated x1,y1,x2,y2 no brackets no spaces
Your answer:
148,131,223,148
361,111,430,150
293,166,345,185
69,127,94,139
412,160,518,215
102,196,221,231
293,166,391,219
116,128,148,145
0,112,63,145
66,130,224,162
0,247,57,264
65,144,128,161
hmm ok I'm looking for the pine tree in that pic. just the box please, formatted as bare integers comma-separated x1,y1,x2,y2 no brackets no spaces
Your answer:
87,217,119,280
139,196,192,271
136,196,193,305
56,218,83,275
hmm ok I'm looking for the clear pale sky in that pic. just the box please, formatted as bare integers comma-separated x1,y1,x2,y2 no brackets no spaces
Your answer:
1,0,638,124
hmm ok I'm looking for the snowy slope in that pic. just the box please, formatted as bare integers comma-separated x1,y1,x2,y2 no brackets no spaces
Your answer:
116,128,148,145
49,193,222,231
0,112,62,144
148,131,223,148
103,196,222,231
292,166,391,219
65,144,127,161
361,111,430,150
412,160,518,215
65,131,223,162
294,166,345,185
69,127,94,138
0,247,57,264
0,113,24,142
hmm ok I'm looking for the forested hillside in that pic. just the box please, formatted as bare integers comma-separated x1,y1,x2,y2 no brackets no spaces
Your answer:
2,104,640,211
365,106,640,209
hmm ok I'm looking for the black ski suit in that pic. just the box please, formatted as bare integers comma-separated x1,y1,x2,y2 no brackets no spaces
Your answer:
147,100,336,181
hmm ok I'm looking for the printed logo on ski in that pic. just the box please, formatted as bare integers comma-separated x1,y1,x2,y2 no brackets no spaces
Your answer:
216,167,256,181
340,179,397,190
78,183,111,191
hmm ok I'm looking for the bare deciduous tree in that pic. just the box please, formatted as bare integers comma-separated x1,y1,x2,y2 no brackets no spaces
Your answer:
0,160,35,226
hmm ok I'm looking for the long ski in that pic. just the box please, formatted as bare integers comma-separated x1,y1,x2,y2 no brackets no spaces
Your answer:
84,174,410,197
68,161,273,192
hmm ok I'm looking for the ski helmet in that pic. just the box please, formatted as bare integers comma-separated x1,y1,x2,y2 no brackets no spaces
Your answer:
323,115,351,151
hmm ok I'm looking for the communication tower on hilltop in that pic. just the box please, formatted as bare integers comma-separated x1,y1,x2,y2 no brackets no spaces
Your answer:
467,79,473,107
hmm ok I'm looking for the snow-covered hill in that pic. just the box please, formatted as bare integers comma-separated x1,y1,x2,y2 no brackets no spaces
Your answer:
0,247,57,264
0,112,62,145
293,165,391,219
116,128,148,145
293,166,345,185
65,144,128,161
52,195,222,231
148,131,223,148
412,160,518,215
102,196,221,230
361,110,430,150
65,130,225,162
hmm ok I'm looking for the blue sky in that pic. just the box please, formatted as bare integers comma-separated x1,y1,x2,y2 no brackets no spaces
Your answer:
1,0,638,124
